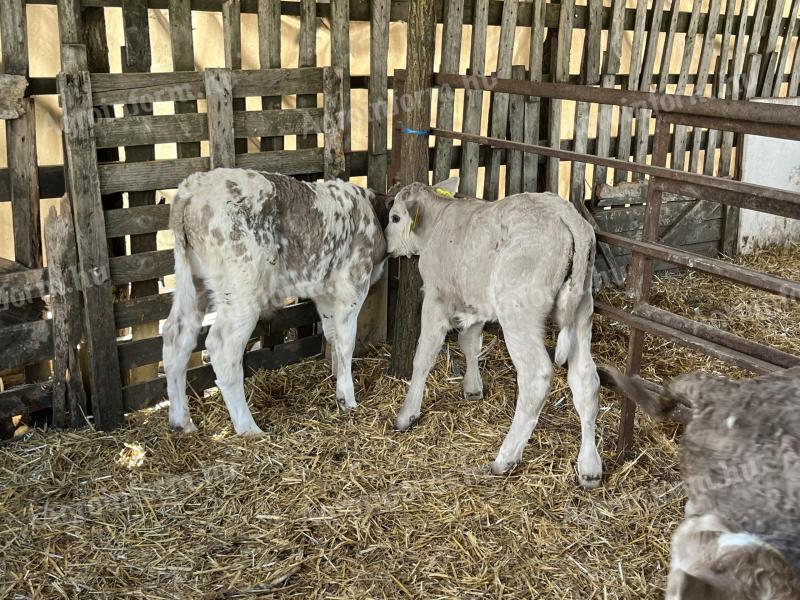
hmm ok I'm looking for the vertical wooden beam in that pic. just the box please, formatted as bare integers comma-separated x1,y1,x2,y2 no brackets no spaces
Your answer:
258,0,283,153
59,71,124,431
633,0,665,178
57,0,87,70
205,69,236,170
772,0,800,96
1,0,42,272
547,0,574,194
757,0,787,95
704,0,737,177
613,0,646,183
688,0,721,174
570,0,601,206
592,0,624,195
483,0,518,201
460,0,489,197
369,0,391,191
122,0,161,385
297,0,318,161
331,0,351,176
505,65,526,196
46,198,88,429
169,0,202,163
432,0,465,185
671,1,703,171
223,0,248,155
323,67,346,181
389,0,435,379
523,0,545,192
619,118,671,456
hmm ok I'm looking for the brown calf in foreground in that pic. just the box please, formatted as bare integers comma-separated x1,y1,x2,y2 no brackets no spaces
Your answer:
606,366,800,600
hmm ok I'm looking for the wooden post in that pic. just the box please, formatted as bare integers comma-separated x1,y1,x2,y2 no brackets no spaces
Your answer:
323,67,346,181
548,0,574,194
59,71,125,430
205,69,236,170
46,198,88,429
169,0,202,163
460,0,489,197
331,0,351,176
258,0,284,152
297,0,318,161
618,118,671,456
122,0,160,385
523,0,545,192
222,0,248,155
389,0,435,379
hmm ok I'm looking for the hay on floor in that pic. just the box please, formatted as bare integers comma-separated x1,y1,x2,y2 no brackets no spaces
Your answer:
1,243,797,599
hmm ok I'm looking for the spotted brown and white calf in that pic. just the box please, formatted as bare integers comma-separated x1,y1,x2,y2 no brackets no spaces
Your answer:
163,169,388,434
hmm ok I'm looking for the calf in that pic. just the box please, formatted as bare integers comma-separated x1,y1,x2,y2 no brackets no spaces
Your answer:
384,178,602,488
607,366,800,599
163,169,387,434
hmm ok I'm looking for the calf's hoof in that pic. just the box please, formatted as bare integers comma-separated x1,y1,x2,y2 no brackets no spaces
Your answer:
236,424,265,436
336,396,358,412
169,420,197,435
464,390,484,401
490,459,519,476
578,472,602,490
394,412,419,432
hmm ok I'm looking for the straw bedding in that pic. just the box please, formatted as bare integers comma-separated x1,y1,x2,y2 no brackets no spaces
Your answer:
1,244,798,599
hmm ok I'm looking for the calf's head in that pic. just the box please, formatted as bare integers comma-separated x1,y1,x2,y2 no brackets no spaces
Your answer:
384,177,460,258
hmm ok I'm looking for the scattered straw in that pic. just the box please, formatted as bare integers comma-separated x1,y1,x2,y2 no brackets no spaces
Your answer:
1,244,797,598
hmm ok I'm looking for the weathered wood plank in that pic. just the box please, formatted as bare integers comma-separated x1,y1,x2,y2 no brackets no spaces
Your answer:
633,0,666,178
109,249,174,284
570,0,601,205
323,67,346,180
205,69,236,169
368,0,391,190
671,1,703,171
331,0,351,175
758,0,787,95
105,203,171,238
0,75,27,119
95,108,325,149
58,71,124,430
720,0,753,176
1,0,42,272
258,0,283,152
237,147,326,175
115,292,174,329
687,0,722,174
548,0,574,193
523,0,545,192
45,198,88,428
0,382,52,420
613,0,646,184
296,0,318,161
169,0,202,165
222,0,248,155
592,0,625,195
0,320,52,372
460,0,489,196
432,0,465,185
506,65,526,196
483,0,518,201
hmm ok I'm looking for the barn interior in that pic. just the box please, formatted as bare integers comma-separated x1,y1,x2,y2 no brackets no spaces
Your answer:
1,0,800,597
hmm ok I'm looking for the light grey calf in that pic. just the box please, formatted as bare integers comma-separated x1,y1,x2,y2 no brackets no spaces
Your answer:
163,169,387,434
607,367,800,599
385,178,602,488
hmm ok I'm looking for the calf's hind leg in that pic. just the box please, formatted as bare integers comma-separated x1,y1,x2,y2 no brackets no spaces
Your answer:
163,279,207,433
491,316,552,475
566,293,602,489
206,303,262,435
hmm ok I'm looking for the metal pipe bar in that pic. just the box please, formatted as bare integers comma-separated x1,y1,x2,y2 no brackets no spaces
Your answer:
596,231,800,298
434,73,800,133
595,302,780,374
634,304,800,369
660,110,800,141
432,128,800,219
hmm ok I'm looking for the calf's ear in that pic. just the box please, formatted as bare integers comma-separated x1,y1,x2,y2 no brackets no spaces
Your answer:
406,199,422,231
432,176,460,195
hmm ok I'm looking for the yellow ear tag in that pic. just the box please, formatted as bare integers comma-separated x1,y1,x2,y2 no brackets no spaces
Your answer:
409,204,420,233
435,187,455,198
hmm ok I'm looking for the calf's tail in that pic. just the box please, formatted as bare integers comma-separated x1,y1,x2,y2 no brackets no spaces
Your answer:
168,187,199,319
602,366,693,424
553,213,595,366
